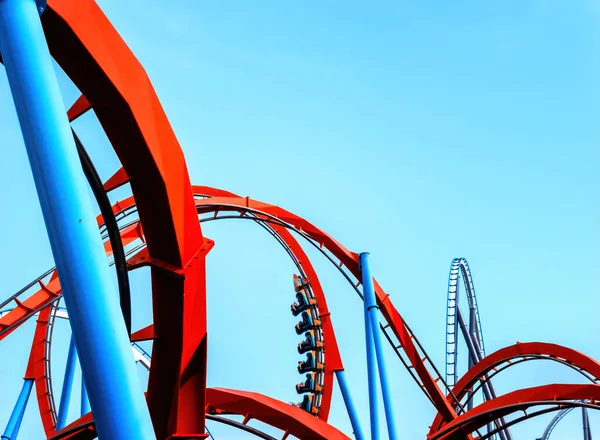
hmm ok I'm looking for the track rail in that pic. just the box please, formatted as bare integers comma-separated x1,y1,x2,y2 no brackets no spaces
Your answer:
445,258,486,387
0,1,597,438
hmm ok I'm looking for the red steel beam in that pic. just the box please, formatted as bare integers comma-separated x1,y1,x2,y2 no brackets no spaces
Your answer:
206,387,350,440
39,1,208,436
429,383,600,440
429,342,600,435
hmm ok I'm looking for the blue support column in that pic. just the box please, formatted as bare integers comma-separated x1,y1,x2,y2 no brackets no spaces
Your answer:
0,2,155,439
335,370,365,440
363,260,380,440
56,338,77,430
2,379,34,440
360,252,399,440
81,377,90,416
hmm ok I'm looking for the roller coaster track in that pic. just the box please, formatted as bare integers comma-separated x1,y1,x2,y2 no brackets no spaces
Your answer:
0,1,598,438
1,186,456,437
8,186,600,438
438,256,599,440
445,258,485,387
542,406,592,440
444,258,511,440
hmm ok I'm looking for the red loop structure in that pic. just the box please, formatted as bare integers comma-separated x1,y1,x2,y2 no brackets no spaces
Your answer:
0,1,597,439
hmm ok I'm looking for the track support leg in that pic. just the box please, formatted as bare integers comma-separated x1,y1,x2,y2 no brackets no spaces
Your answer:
336,370,365,440
56,337,77,430
360,252,399,440
81,376,90,416
0,1,155,438
1,379,34,440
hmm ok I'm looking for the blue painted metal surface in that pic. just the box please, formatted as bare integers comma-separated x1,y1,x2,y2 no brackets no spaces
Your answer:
335,370,365,440
360,252,399,440
81,377,90,416
361,253,380,440
0,1,155,438
2,379,34,440
56,338,77,430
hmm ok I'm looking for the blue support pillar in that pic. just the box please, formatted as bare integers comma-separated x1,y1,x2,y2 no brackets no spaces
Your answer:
362,259,380,440
56,338,77,430
81,377,90,416
360,252,399,440
2,379,34,440
0,2,155,439
335,370,365,440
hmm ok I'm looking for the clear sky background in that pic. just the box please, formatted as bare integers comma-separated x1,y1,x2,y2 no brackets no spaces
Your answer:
0,1,598,439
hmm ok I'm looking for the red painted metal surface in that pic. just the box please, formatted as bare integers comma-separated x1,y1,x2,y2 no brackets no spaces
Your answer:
0,0,595,437
429,342,600,436
192,192,461,422
24,193,344,438
28,305,56,438
193,186,344,421
206,388,351,440
41,0,208,436
429,384,600,440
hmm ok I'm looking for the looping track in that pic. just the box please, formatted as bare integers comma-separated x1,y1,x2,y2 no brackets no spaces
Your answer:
445,258,485,387
0,0,597,438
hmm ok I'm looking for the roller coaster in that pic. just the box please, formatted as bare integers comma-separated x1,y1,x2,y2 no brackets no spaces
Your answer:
0,1,596,439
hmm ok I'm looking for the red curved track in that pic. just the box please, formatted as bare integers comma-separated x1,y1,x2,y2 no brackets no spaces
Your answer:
0,0,597,438
429,384,600,440
429,342,600,436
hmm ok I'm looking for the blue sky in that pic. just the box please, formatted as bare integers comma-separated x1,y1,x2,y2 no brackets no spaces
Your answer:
0,1,598,438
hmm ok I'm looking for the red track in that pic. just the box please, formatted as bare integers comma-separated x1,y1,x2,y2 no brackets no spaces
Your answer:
0,0,596,438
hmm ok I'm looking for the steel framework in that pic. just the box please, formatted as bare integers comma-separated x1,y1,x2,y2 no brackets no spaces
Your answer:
0,1,595,439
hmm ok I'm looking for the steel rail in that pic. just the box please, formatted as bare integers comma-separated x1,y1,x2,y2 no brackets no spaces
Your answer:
72,129,132,335
195,201,462,406
0,267,55,310
429,401,600,440
462,358,597,408
29,211,334,430
445,258,507,439
205,415,276,440
481,402,594,440
0,243,146,342
200,212,467,408
445,258,486,386
540,407,574,440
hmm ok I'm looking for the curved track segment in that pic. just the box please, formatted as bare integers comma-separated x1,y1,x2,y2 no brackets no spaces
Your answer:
19,185,464,437
444,258,511,440
430,341,600,435
445,258,485,387
206,388,350,440
540,406,575,440
429,384,600,440
3,0,594,435
21,192,346,437
36,0,208,436
191,190,463,423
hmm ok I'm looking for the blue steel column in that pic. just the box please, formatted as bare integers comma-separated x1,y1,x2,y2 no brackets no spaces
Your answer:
582,407,591,440
2,379,34,440
56,338,77,430
81,378,90,416
0,1,155,439
335,370,365,440
362,257,380,440
360,252,399,440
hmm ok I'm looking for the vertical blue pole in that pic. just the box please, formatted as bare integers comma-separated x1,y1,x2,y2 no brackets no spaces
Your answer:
335,370,365,440
0,2,155,439
360,252,399,440
2,379,34,440
56,338,77,430
362,255,380,440
81,377,90,416
582,407,591,440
